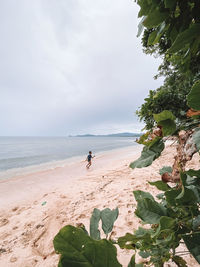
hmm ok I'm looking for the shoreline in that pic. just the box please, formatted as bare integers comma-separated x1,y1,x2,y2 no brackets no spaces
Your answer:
0,144,140,181
0,144,199,266
0,145,142,208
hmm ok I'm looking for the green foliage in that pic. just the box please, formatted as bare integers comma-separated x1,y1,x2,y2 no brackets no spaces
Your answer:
148,180,170,191
89,207,119,239
183,234,200,263
187,81,200,110
134,197,167,224
119,170,200,265
54,208,120,267
90,208,101,240
101,208,119,235
54,225,122,267
136,83,190,130
130,138,164,168
153,110,176,136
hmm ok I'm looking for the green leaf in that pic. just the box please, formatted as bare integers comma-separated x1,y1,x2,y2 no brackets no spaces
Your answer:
165,189,181,206
135,198,167,224
154,110,176,122
147,31,157,46
160,119,176,136
54,225,122,267
154,110,176,136
90,208,101,240
176,185,197,205
130,138,164,169
172,255,187,267
186,169,200,178
168,24,200,53
118,233,138,249
100,208,119,235
192,127,200,151
153,216,175,238
138,0,151,17
149,180,170,191
134,227,153,238
139,251,150,258
187,81,200,110
143,10,168,28
183,233,200,263
133,190,154,202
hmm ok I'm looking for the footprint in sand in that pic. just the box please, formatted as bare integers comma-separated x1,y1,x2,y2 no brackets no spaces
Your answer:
60,194,67,199
0,218,9,227
10,256,17,263
12,207,19,212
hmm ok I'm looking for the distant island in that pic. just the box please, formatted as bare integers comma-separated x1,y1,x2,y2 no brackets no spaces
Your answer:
69,132,142,137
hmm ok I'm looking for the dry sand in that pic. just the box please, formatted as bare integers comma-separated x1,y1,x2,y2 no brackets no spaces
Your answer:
0,144,199,267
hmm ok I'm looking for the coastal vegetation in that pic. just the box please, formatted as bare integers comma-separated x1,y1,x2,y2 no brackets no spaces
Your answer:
53,0,200,266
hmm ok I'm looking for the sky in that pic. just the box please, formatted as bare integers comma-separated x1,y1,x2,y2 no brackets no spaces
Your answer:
0,0,163,136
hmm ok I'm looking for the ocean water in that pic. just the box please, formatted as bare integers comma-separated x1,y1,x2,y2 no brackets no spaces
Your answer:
0,136,139,176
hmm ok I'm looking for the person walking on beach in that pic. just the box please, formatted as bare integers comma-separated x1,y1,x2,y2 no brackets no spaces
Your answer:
86,151,95,169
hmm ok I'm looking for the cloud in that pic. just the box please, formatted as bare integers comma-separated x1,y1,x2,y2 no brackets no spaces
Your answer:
0,0,162,136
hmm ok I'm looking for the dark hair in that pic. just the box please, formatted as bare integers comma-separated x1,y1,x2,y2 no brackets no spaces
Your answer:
89,151,92,154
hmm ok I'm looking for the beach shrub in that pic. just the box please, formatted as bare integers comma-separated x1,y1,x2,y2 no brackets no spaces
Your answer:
53,208,121,267
53,0,200,266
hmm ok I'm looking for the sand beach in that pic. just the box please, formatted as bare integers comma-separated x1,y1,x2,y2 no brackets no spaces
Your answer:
0,144,199,267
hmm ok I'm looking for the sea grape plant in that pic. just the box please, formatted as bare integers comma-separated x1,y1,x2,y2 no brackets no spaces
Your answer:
53,208,121,267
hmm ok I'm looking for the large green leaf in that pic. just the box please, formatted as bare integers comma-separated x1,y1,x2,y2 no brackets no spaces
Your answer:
168,24,200,53
160,119,176,136
154,110,176,122
186,169,200,178
152,216,175,238
130,138,164,169
135,198,167,224
149,180,171,191
153,110,176,136
100,208,119,235
143,9,168,28
54,225,122,267
165,189,181,206
137,0,151,17
176,185,198,205
183,233,200,263
192,127,200,151
133,190,154,201
90,208,101,240
187,81,200,110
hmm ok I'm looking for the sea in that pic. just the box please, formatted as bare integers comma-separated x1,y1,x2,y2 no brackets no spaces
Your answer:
0,136,139,179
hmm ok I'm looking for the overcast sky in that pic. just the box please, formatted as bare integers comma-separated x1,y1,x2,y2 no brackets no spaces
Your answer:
0,0,163,136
